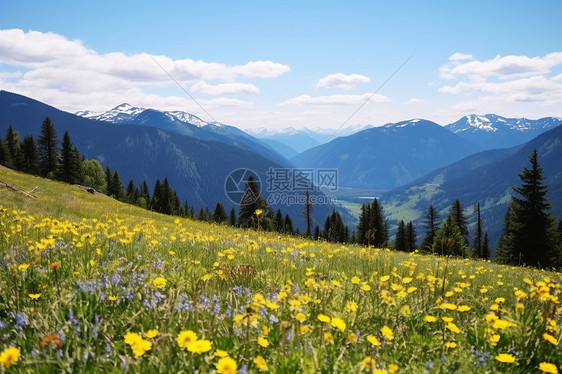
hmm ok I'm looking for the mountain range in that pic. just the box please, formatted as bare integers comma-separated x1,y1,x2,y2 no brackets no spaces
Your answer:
381,125,562,252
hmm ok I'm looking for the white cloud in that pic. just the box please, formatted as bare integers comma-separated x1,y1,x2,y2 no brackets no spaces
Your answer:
191,81,260,95
316,73,370,89
449,53,473,61
440,52,562,80
0,28,288,113
407,97,425,104
280,93,390,106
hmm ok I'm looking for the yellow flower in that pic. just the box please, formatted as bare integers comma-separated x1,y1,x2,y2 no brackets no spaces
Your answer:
331,317,346,333
300,325,310,334
388,363,399,373
367,334,381,346
0,347,20,368
49,262,61,269
295,312,307,322
351,276,361,284
446,322,460,334
187,339,212,354
374,369,388,374
361,357,376,369
324,331,334,344
131,339,152,356
177,330,198,349
216,357,237,374
543,332,558,345
424,315,437,323
439,303,457,310
255,209,263,217
539,362,559,374
381,325,394,341
28,293,41,300
347,333,358,343
495,353,516,363
318,314,331,323
18,263,30,271
493,319,515,329
346,301,358,312
457,305,471,312
108,296,119,301
257,336,269,348
153,277,167,288
362,284,371,291
124,332,143,345
445,341,457,348
253,355,268,372
489,334,501,345
214,349,229,358
145,330,158,338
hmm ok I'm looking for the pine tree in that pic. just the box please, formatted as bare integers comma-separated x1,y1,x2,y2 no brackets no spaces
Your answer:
213,202,228,223
126,179,136,203
495,149,560,268
481,232,491,260
229,207,237,226
274,209,284,232
314,225,320,240
238,175,268,228
21,135,39,174
4,125,22,170
472,202,483,258
369,199,388,247
37,117,58,176
284,214,294,234
304,190,313,237
55,131,82,184
356,203,370,245
105,166,112,196
406,221,417,252
323,211,348,243
394,220,407,251
421,204,440,251
451,199,469,245
0,139,8,166
432,212,470,257
111,170,125,200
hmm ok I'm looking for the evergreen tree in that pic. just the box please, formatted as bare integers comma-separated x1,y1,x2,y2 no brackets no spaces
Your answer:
229,207,237,226
451,199,469,245
369,199,388,247
303,190,313,237
495,149,560,268
432,212,470,257
105,166,112,196
481,232,491,260
323,211,348,243
274,209,284,232
126,179,136,203
356,203,370,245
111,170,125,200
314,225,320,240
0,139,8,166
284,214,294,234
37,117,58,176
213,201,228,223
394,220,407,251
406,221,417,252
4,125,22,169
238,176,269,228
55,131,82,184
21,135,39,174
421,204,440,252
472,202,483,258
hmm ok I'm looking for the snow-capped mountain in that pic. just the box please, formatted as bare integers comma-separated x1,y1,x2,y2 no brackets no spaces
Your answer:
446,114,561,149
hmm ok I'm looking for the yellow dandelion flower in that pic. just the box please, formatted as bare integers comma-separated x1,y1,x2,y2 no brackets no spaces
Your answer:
257,336,269,348
424,315,437,323
362,284,371,291
457,305,471,312
346,300,358,312
254,355,268,372
145,330,158,338
18,263,30,271
388,363,399,373
367,334,381,347
543,332,558,345
493,319,515,329
539,362,558,374
28,293,41,300
216,357,237,374
214,349,229,358
347,333,358,343
177,330,198,349
495,353,516,363
324,331,334,344
439,303,457,311
381,325,394,341
361,357,376,369
442,316,454,322
153,277,167,289
0,347,20,368
351,276,361,284
300,325,310,334
108,296,119,301
331,317,346,333
318,314,331,323
446,322,460,334
187,339,212,354
445,341,457,348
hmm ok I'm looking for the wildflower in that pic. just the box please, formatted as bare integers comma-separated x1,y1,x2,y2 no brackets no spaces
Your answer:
381,325,394,340
108,296,119,301
49,262,61,269
439,303,457,310
18,263,30,270
124,332,151,356
445,342,457,348
362,284,371,291
346,301,358,312
367,334,381,346
213,349,229,358
388,363,399,373
361,357,376,370
28,293,41,300
255,209,263,216
331,317,346,333
539,362,558,374
216,357,237,374
457,305,471,312
446,322,460,334
351,276,361,284
324,331,334,344
348,333,358,343
187,339,212,354
543,332,558,345
145,330,158,338
254,355,268,372
257,336,269,348
153,277,167,288
489,334,500,345
318,314,331,323
495,353,516,363
493,319,515,329
442,316,453,322
177,330,197,349
0,347,20,368
424,315,437,323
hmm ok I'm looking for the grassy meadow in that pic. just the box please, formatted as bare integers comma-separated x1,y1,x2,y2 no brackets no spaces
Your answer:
0,167,560,373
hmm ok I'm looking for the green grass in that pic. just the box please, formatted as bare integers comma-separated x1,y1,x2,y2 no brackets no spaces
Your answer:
0,167,561,373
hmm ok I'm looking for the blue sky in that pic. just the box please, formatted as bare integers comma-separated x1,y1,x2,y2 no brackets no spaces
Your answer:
1,0,561,129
